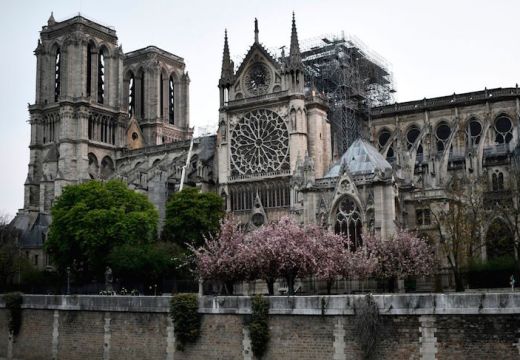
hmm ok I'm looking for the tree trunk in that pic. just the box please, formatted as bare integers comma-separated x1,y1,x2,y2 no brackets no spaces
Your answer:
326,280,333,295
266,278,274,296
287,275,296,295
454,271,465,292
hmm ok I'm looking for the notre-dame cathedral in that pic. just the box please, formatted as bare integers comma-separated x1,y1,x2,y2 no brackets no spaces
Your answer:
14,13,519,269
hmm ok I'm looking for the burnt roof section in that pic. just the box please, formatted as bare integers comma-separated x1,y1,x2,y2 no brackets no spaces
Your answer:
41,13,118,44
371,86,520,118
125,45,185,67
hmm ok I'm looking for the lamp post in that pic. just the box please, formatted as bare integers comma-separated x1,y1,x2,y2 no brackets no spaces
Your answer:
511,275,516,292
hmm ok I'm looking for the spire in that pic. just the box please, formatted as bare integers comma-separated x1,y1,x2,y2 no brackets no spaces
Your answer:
219,29,234,87
254,18,259,43
287,12,303,71
48,11,56,26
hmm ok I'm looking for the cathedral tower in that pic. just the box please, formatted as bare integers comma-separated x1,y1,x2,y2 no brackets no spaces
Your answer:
26,13,126,213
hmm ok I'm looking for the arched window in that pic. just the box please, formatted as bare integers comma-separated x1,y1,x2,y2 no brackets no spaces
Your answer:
378,128,391,150
97,50,105,104
406,125,421,150
169,76,175,124
416,144,424,163
140,70,145,119
54,48,61,102
100,156,114,180
88,153,99,179
435,122,451,152
386,145,395,163
492,170,505,191
86,44,94,97
128,73,135,116
160,72,164,118
467,118,482,146
494,116,513,144
334,196,363,249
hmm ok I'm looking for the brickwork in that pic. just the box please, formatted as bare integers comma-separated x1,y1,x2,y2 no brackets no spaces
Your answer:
11,309,54,360
0,309,8,358
263,316,335,360
57,310,105,360
179,314,244,360
1,295,520,359
110,312,167,360
435,315,520,360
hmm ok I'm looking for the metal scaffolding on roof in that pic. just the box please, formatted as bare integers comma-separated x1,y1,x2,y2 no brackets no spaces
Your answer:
300,33,394,155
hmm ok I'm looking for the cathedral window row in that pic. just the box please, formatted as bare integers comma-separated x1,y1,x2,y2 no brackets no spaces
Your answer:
125,70,176,124
376,114,514,162
88,114,116,145
230,183,290,211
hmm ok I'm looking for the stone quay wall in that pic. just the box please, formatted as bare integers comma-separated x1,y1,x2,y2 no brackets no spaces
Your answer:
0,293,520,359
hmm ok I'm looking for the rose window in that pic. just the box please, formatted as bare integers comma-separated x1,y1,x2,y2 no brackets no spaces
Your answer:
230,109,289,176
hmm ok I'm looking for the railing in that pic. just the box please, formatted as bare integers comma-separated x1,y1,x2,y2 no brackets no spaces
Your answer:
371,86,520,116
228,170,291,182
226,90,289,108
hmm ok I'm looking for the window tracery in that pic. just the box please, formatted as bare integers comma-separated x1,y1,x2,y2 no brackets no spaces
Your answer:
494,116,513,144
406,125,420,150
435,122,451,152
467,118,482,146
230,109,289,176
334,196,363,248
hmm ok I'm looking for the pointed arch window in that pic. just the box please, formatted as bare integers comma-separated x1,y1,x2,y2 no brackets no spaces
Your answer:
54,48,61,102
334,196,363,249
128,73,135,116
140,71,145,119
436,122,451,152
86,44,93,97
160,73,164,117
494,116,513,144
169,76,175,124
97,50,105,104
467,118,482,147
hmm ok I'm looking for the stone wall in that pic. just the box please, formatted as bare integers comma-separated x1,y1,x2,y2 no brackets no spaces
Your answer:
1,293,520,359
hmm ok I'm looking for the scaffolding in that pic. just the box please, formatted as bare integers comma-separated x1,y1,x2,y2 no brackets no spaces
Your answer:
299,33,394,155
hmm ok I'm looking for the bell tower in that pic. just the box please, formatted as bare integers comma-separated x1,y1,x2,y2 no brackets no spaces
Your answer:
25,13,126,213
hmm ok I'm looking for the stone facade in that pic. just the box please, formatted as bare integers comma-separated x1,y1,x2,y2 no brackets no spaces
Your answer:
1,293,520,359
12,13,520,269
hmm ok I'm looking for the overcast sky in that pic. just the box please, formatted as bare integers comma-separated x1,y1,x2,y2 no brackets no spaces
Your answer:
1,0,519,218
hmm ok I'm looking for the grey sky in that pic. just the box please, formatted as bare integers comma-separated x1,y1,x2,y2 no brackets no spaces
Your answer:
1,0,518,218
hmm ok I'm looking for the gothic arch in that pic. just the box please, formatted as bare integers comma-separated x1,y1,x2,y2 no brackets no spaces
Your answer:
332,195,364,248
100,156,115,180
88,153,99,179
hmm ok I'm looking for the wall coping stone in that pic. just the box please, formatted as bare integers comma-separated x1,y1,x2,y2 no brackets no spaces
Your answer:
0,293,519,315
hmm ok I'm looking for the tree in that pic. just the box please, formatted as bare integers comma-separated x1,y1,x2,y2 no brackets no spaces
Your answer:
364,229,435,286
192,216,249,294
0,214,23,287
494,149,520,274
162,187,224,249
45,180,159,281
248,216,318,295
430,176,485,291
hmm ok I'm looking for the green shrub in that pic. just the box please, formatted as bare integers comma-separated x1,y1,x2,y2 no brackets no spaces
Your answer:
170,293,201,351
3,292,23,336
249,295,269,358
467,256,519,288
